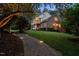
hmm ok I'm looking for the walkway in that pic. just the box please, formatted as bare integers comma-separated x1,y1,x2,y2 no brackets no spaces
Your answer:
15,33,62,56
0,32,24,56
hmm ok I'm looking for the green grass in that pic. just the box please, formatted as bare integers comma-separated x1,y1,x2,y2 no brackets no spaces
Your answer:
26,30,79,56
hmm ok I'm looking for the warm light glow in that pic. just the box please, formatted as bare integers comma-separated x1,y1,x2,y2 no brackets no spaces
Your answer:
54,17,58,21
40,41,44,43
52,23,61,30
53,23,59,27
59,24,61,28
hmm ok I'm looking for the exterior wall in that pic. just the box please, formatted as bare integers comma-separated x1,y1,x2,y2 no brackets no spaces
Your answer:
40,16,63,31
47,17,54,28
40,21,48,28
52,16,61,29
31,16,64,32
40,16,60,29
31,17,41,30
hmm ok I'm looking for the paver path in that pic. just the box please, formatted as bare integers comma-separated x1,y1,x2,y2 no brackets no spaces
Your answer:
16,33,62,56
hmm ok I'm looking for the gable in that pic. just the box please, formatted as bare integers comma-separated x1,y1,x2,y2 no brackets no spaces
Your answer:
39,12,51,22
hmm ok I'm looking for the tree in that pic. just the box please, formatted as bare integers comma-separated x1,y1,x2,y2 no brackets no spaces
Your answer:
61,19,75,33
0,3,35,31
16,16,29,33
53,3,73,20
63,4,79,34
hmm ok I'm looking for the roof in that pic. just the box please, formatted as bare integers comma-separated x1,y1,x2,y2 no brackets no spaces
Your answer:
38,12,51,22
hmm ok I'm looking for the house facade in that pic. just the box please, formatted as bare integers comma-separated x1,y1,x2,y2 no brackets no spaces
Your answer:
31,17,41,30
40,16,62,31
31,12,65,32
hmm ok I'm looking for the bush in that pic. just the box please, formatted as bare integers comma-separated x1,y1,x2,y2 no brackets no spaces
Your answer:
16,16,30,33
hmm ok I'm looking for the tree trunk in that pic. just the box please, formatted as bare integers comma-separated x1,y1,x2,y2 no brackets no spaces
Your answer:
75,23,79,36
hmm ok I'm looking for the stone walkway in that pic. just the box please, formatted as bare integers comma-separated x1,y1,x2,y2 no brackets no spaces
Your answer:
15,33,62,56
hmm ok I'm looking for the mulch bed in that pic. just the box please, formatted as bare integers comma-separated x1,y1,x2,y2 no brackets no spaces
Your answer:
0,31,24,56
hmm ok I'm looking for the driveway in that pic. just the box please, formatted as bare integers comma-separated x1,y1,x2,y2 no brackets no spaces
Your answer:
16,33,62,56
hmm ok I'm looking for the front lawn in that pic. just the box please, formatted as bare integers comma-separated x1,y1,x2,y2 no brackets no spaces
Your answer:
26,30,79,56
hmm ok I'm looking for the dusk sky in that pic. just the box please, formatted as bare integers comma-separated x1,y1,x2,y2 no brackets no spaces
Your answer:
38,4,56,12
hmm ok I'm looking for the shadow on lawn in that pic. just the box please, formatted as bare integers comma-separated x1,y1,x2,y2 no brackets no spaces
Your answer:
69,36,79,44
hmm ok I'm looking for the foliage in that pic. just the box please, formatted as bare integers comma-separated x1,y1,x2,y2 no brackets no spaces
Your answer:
0,3,73,32
16,16,30,33
0,4,36,31
64,4,79,34
10,16,18,30
61,19,75,33
32,3,72,14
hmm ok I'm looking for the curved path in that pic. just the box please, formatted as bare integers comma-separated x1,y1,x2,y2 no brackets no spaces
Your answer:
16,33,62,56
0,32,24,56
